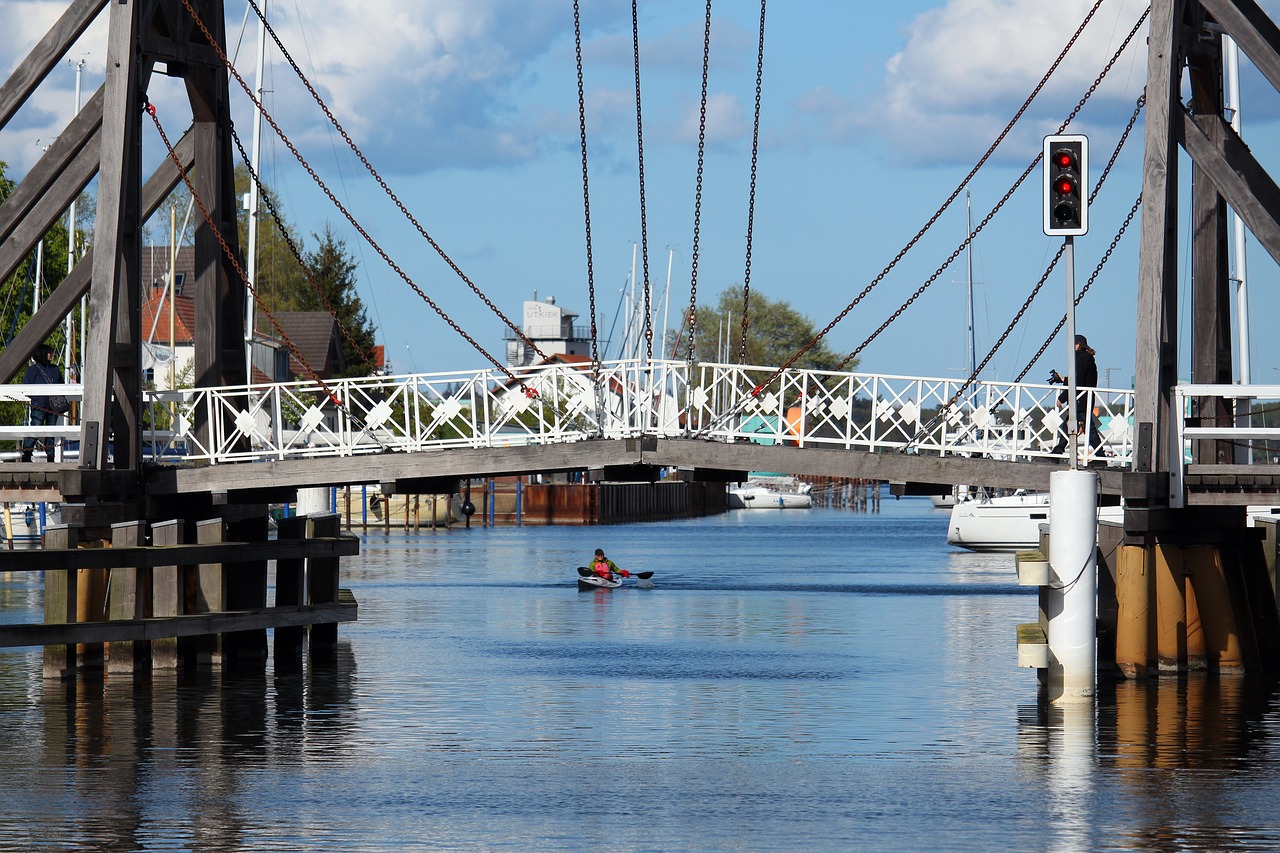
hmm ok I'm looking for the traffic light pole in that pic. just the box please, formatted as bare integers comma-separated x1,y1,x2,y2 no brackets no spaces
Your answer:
1064,235,1078,471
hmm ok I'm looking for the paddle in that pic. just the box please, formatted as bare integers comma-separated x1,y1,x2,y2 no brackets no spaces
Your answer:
576,566,654,580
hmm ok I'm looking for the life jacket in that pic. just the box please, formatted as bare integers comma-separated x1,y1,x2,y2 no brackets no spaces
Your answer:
593,560,611,578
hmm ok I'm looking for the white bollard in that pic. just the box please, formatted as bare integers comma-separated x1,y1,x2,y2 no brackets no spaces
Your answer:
1047,469,1099,704
297,487,331,518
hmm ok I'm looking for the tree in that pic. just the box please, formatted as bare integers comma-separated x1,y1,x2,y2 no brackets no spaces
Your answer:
301,225,377,378
233,163,308,317
672,285,848,372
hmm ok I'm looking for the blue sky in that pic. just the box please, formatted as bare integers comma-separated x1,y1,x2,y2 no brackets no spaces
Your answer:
4,0,1280,388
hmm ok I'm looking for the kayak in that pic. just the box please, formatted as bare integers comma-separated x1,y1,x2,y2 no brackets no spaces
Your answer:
577,572,622,591
575,566,654,590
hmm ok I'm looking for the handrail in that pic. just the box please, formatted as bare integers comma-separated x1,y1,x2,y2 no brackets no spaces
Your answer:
1171,384,1280,508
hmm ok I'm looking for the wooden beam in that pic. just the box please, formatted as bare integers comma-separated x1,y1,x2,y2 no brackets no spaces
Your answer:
1134,0,1187,475
0,591,357,649
0,128,195,384
1179,111,1280,265
0,535,359,572
0,0,108,128
0,86,104,254
1200,0,1280,94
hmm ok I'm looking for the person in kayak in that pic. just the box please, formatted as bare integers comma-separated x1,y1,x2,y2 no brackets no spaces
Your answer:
591,549,631,580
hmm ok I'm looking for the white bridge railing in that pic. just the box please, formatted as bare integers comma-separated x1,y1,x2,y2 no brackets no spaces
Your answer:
121,359,1136,468
0,361,1138,469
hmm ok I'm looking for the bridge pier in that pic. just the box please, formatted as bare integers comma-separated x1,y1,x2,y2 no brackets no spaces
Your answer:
1112,529,1280,678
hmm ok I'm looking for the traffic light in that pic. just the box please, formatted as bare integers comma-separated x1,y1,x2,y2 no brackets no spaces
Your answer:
1042,134,1088,236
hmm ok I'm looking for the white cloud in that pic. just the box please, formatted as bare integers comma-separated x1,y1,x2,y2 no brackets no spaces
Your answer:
854,0,1151,164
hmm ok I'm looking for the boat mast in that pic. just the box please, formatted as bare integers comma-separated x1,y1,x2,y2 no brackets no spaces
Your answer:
965,189,976,380
245,0,269,383
1225,35,1250,385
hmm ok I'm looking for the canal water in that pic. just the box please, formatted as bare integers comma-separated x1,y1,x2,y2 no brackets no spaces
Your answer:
2,495,1280,851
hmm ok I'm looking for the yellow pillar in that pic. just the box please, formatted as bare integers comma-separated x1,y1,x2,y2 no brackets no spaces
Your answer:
1187,545,1244,672
1116,544,1154,678
1154,544,1186,672
1184,564,1207,671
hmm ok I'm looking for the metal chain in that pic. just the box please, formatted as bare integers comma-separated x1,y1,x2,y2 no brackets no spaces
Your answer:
738,0,767,363
237,0,546,363
229,123,379,375
631,0,653,361
146,100,342,410
752,0,1119,388
573,0,606,433
177,0,534,394
686,0,713,367
905,92,1147,446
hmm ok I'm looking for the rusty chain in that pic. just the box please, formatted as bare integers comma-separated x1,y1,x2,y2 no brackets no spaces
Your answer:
747,0,1116,390
178,0,537,396
240,0,544,364
229,123,379,375
146,100,343,412
836,3,1149,372
686,0,713,367
631,0,653,361
903,92,1147,447
738,0,767,364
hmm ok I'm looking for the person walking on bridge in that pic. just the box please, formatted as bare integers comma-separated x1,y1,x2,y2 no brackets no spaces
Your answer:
1049,334,1099,456
21,344,64,463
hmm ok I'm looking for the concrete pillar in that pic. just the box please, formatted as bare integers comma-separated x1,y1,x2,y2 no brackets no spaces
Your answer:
1047,469,1099,704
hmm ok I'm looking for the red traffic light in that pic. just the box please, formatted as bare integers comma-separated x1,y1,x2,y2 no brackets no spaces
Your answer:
1053,176,1076,196
1052,149,1076,170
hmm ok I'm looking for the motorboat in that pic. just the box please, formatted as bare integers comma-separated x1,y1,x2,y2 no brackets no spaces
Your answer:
727,476,813,510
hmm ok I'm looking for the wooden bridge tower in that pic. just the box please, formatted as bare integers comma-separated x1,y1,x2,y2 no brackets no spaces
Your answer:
0,0,355,677
1114,0,1280,677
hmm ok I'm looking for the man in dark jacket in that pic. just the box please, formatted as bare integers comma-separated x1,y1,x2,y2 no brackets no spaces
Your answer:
21,344,63,462
1049,335,1099,456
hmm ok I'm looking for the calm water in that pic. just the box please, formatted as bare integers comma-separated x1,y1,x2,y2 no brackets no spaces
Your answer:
2,497,1280,851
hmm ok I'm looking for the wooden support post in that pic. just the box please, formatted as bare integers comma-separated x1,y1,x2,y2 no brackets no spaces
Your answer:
308,513,341,659
42,524,78,679
107,520,149,674
223,514,270,670
273,515,307,670
188,517,224,666
1154,544,1187,672
150,519,182,670
1115,544,1155,679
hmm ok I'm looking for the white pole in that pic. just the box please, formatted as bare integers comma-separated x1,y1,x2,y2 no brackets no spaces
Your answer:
1047,469,1098,704
245,0,269,382
661,247,673,360
1225,35,1250,386
627,242,638,360
67,58,85,382
965,190,976,379
1064,236,1078,467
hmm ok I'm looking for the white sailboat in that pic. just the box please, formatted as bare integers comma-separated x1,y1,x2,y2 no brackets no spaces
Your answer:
727,475,813,510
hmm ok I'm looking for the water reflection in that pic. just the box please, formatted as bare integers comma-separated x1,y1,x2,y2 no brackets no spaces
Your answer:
0,643,358,851
1019,676,1280,852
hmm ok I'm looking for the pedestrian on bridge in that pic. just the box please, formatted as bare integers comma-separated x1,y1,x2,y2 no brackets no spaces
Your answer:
1049,335,1099,456
21,344,64,463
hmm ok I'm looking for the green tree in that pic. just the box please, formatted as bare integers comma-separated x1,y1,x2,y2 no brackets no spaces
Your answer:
674,285,848,372
234,163,308,317
301,225,377,378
